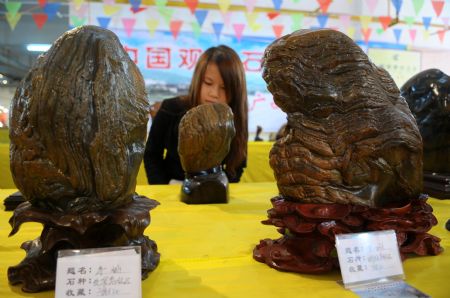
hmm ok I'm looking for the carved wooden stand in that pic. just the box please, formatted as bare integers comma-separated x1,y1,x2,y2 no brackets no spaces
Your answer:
8,195,160,293
253,194,443,274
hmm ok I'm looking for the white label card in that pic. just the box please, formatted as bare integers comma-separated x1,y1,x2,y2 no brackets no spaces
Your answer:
55,246,141,298
335,230,404,288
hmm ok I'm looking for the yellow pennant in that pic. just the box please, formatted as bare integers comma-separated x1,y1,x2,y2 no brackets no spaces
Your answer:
359,15,372,30
74,0,85,9
423,30,430,40
346,27,356,39
245,12,258,25
218,0,231,14
6,12,22,30
103,4,121,16
146,19,159,36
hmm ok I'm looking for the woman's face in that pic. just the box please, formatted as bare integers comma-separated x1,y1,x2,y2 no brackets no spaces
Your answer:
199,62,228,105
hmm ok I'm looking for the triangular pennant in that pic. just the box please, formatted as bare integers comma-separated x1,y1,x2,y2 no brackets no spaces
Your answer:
221,12,232,27
184,0,198,14
431,0,445,17
122,18,136,37
347,26,356,39
442,17,449,27
272,0,283,11
393,28,402,43
233,23,245,42
365,0,378,13
361,28,372,43
423,30,430,40
70,16,86,27
155,0,167,8
412,0,424,16
103,4,121,16
5,2,22,17
212,22,224,40
379,16,392,30
191,22,202,39
267,12,280,20
218,0,231,14
404,16,415,27
129,0,141,10
44,3,61,21
146,19,159,36
272,24,284,38
422,16,432,30
170,20,183,39
38,0,47,8
246,12,259,25
359,16,372,30
292,0,301,2
376,28,384,35
6,12,22,30
317,14,329,28
130,6,146,14
103,0,116,4
194,10,208,27
245,0,257,13
74,0,85,9
391,0,403,14
97,17,111,29
71,3,89,17
409,29,417,42
339,14,351,28
291,13,304,31
317,0,332,13
437,29,446,43
32,13,48,30
158,7,174,25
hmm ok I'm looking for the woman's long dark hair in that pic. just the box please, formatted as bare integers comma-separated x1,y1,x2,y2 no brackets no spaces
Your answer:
184,45,248,178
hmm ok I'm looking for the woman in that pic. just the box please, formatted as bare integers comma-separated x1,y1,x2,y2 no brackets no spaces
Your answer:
144,45,248,184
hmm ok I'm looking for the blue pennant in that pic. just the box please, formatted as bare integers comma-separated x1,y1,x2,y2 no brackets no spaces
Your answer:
391,0,403,14
129,0,141,11
272,0,283,11
212,22,223,40
44,3,61,21
393,28,402,43
317,14,329,28
422,16,432,30
195,10,208,27
97,17,111,29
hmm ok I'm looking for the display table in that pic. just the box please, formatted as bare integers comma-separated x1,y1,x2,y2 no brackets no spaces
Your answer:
1,182,449,297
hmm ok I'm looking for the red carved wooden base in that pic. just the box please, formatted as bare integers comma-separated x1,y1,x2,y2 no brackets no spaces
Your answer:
253,195,443,274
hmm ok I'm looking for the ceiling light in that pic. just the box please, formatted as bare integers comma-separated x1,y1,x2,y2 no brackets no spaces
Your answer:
26,44,51,52
2,80,7,85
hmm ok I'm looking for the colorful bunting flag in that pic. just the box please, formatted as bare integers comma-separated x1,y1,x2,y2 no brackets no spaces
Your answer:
246,12,262,31
103,0,116,4
38,0,47,8
339,14,351,28
194,10,208,27
404,16,415,27
412,0,424,16
347,27,356,39
32,13,48,30
437,30,446,43
74,0,85,10
130,6,146,14
221,12,232,27
97,17,111,29
422,16,432,30
409,29,417,43
158,7,174,25
272,24,284,38
233,23,245,42
71,3,89,18
291,14,304,31
122,18,136,37
431,0,445,17
391,0,403,14
365,0,378,13
376,28,384,35
267,12,280,20
170,20,183,39
317,14,329,28
184,0,198,14
191,22,201,39
212,22,224,40
423,30,430,40
103,4,121,16
379,16,392,31
245,0,257,13
361,28,372,43
44,3,61,21
155,0,168,7
5,2,22,16
70,16,86,27
272,0,283,11
218,0,231,14
317,0,332,13
359,16,372,30
442,17,449,27
146,19,159,36
393,28,402,43
6,12,22,30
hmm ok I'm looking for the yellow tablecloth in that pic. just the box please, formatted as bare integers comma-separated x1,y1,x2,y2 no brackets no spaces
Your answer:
1,183,449,297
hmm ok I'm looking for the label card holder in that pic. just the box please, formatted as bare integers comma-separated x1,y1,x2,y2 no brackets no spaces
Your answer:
335,230,430,298
55,246,142,298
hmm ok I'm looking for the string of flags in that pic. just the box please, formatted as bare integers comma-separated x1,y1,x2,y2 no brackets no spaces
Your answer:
2,0,450,44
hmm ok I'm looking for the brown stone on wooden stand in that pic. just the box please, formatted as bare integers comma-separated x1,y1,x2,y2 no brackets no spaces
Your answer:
8,26,159,292
253,29,443,274
178,103,235,204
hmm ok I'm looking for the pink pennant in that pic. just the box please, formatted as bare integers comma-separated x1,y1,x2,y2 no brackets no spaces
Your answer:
103,0,116,4
71,3,89,17
184,0,198,14
442,17,449,27
365,0,378,13
379,16,392,30
233,23,245,42
245,0,257,13
32,13,48,29
438,29,446,43
361,28,372,43
221,11,232,27
317,0,332,13
170,20,183,39
339,14,351,28
38,0,47,8
409,29,417,42
267,12,280,20
122,18,136,37
272,24,284,38
431,0,445,17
